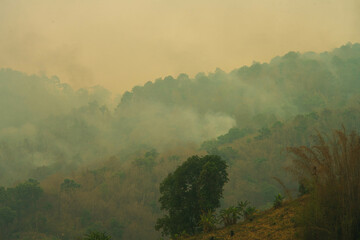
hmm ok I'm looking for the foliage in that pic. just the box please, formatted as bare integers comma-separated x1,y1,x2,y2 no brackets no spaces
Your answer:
201,128,253,153
173,230,190,240
155,155,228,237
80,210,92,227
237,200,250,211
288,129,360,240
10,179,43,211
207,147,239,166
132,149,158,170
61,179,81,192
0,207,16,225
0,179,43,238
83,230,111,240
200,140,219,152
254,127,272,140
219,206,241,227
273,194,285,209
217,127,252,145
234,200,257,221
243,206,257,221
109,219,124,239
199,211,218,233
218,200,257,227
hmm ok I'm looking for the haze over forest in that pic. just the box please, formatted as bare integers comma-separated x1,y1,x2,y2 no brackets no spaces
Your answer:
0,42,359,184
1,1,360,239
1,42,360,239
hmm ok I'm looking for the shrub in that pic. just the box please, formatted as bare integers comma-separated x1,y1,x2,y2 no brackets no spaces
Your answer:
243,206,257,221
273,193,285,209
199,211,217,233
219,206,241,227
237,201,256,221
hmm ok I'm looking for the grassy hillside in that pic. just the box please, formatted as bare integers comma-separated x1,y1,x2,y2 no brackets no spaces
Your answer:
186,197,306,240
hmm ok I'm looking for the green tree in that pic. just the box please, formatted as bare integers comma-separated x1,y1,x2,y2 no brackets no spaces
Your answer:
9,179,43,212
0,207,16,225
155,155,228,237
60,179,81,192
254,127,271,140
133,149,158,170
0,206,16,237
217,127,252,144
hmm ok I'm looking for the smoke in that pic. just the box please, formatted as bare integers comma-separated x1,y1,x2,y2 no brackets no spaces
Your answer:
0,69,236,185
0,43,360,186
114,101,235,150
0,31,94,89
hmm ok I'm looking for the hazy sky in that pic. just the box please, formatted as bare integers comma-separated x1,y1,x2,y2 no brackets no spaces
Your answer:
1,0,359,93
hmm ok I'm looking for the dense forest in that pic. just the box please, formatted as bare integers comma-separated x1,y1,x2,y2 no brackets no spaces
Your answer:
0,43,360,239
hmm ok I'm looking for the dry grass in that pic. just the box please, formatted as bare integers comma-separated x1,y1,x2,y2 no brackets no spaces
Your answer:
185,197,306,240
288,129,360,239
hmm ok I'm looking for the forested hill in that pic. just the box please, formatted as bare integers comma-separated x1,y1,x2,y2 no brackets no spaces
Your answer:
119,42,360,127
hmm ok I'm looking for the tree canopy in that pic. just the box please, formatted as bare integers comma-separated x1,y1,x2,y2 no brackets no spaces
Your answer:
155,155,228,237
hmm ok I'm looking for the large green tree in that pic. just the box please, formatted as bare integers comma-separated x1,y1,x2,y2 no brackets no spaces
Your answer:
155,155,228,237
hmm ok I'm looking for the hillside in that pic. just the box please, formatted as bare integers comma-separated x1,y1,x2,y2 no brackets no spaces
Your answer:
0,43,360,239
186,197,306,240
